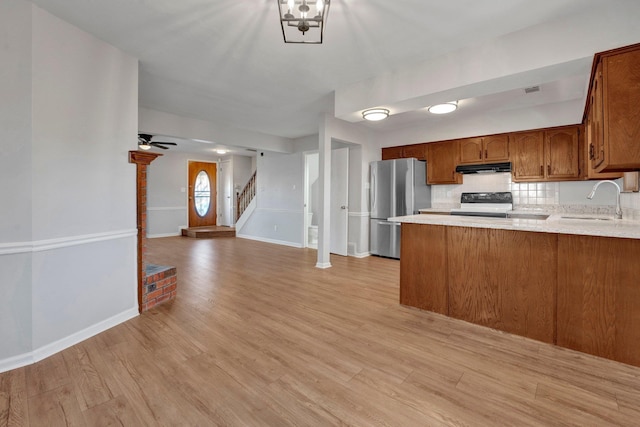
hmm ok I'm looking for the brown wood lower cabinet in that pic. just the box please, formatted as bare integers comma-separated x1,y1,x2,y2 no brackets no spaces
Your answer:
557,234,640,366
399,223,640,367
447,227,556,343
400,224,448,314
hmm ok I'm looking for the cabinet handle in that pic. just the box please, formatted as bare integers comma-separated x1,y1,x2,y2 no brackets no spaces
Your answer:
547,165,551,176
479,150,482,160
484,149,488,159
540,165,543,176
589,143,594,160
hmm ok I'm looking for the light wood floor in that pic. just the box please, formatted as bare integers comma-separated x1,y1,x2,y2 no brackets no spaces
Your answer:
2,237,640,426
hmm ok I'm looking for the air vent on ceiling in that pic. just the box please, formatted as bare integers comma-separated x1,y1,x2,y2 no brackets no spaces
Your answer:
524,86,540,94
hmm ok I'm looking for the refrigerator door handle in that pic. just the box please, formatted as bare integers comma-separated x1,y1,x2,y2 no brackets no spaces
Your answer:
379,221,400,226
371,169,376,211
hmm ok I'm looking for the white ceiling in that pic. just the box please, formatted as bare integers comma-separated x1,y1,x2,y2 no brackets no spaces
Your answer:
28,0,640,152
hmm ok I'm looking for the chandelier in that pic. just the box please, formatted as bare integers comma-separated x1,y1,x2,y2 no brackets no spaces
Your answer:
278,0,330,44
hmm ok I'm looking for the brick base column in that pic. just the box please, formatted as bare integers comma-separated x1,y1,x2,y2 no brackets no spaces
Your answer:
129,150,177,312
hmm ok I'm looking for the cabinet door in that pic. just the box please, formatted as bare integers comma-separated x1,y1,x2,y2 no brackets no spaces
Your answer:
511,132,544,181
483,134,510,162
427,141,462,184
557,234,640,366
601,49,640,171
447,227,556,343
402,143,427,160
381,146,403,160
591,62,606,169
459,138,483,164
545,127,580,180
400,224,448,314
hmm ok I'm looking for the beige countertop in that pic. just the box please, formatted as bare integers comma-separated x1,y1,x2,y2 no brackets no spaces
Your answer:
389,213,640,240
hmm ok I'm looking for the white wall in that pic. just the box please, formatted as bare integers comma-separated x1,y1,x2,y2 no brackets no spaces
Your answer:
237,151,305,247
147,151,220,237
147,152,254,235
0,2,139,372
139,107,294,154
0,0,34,363
233,155,253,193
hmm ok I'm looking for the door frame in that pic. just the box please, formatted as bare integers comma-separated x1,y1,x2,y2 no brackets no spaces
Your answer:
330,147,349,256
218,159,233,226
303,151,319,249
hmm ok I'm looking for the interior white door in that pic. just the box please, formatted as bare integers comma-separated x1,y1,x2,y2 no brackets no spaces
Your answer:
330,147,349,256
220,160,233,226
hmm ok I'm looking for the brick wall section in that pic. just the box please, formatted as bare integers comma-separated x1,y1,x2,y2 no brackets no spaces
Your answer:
129,150,177,312
143,266,177,311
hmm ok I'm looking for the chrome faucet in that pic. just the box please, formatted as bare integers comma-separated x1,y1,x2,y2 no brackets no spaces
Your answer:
587,180,622,219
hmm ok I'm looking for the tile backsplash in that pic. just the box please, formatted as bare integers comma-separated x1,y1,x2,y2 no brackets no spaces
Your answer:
431,172,640,218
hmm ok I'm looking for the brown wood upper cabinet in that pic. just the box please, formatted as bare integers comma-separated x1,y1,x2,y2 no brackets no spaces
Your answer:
585,44,640,173
381,143,427,161
381,146,403,160
402,143,427,160
427,140,462,185
511,126,580,182
459,135,509,165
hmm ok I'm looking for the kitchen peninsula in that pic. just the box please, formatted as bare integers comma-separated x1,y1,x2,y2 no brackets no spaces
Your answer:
391,214,640,367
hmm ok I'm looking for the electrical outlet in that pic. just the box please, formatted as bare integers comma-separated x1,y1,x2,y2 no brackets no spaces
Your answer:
274,225,278,231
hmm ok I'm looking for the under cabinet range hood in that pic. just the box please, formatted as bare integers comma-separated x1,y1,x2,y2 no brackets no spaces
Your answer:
455,162,512,174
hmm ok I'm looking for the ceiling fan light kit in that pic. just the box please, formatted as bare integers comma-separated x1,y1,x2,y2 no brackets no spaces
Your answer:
278,0,330,44
362,108,390,121
137,134,177,150
428,101,458,114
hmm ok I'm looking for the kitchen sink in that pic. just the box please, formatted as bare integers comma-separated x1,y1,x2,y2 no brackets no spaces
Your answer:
560,216,613,221
506,213,549,220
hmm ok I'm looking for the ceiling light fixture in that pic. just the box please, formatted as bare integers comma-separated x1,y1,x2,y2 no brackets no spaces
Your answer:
362,108,390,121
278,0,330,44
428,101,458,115
215,149,228,155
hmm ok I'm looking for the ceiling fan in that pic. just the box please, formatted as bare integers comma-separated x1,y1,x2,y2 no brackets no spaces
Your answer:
138,134,177,150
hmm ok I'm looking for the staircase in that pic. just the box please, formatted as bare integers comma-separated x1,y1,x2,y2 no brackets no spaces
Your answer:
236,171,256,221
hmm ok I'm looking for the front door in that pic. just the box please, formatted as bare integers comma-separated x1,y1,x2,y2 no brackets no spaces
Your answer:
188,161,217,227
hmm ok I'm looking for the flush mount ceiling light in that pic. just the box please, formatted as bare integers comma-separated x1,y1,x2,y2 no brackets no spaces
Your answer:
362,108,390,121
278,0,330,44
428,101,458,115
215,149,228,155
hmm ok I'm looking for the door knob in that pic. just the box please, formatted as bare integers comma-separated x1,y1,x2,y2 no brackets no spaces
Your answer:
341,206,347,210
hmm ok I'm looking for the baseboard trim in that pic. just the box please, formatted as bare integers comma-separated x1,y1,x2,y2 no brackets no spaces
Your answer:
236,234,303,249
315,262,332,269
351,251,371,258
0,306,139,374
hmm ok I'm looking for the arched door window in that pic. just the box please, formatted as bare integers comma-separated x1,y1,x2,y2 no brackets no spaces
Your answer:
194,170,211,217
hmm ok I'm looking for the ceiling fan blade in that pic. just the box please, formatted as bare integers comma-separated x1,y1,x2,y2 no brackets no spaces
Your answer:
152,142,177,146
151,144,169,149
138,133,152,142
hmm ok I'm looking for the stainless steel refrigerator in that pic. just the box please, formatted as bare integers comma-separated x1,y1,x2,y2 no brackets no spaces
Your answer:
370,158,431,259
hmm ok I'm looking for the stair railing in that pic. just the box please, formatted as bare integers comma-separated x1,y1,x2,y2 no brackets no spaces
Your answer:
236,171,256,221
